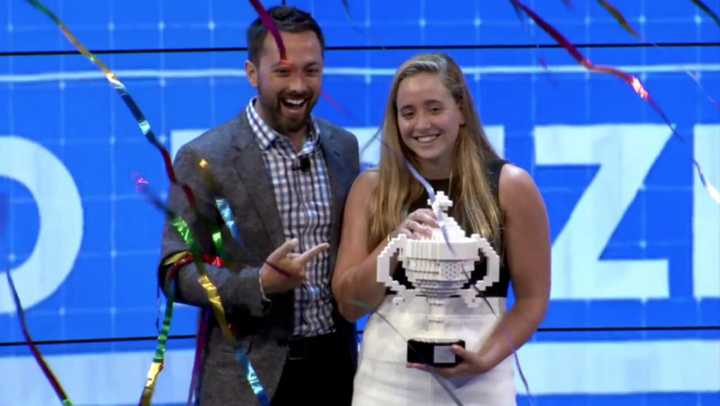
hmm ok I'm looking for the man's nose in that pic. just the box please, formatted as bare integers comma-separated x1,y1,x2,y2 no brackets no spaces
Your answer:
287,73,309,93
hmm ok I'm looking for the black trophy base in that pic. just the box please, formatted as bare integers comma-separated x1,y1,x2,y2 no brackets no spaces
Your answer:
407,338,466,367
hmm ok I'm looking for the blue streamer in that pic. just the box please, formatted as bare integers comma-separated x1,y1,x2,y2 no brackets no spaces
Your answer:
234,348,271,406
215,198,241,240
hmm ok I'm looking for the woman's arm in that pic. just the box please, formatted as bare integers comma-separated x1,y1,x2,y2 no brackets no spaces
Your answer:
333,171,440,321
421,163,551,377
332,171,388,321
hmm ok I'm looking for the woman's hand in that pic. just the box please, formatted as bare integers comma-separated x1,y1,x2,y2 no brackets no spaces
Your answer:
393,208,438,239
407,345,491,379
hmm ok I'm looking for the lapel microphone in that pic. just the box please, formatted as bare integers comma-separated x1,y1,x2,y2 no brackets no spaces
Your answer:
293,156,311,173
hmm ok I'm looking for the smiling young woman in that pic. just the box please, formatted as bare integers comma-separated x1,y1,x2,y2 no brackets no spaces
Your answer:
332,53,551,405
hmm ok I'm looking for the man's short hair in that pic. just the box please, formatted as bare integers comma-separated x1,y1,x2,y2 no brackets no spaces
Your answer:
246,6,325,64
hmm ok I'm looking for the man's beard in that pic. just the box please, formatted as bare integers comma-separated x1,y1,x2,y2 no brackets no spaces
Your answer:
259,90,316,135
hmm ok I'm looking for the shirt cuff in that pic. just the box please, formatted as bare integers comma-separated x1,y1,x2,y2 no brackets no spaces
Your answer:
258,268,271,303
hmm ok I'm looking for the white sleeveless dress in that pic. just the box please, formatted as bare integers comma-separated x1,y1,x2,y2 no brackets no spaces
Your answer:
352,296,516,406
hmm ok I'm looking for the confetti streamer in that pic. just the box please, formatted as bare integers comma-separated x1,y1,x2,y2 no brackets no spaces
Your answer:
537,56,559,86
596,0,639,37
691,0,720,29
138,177,271,405
196,159,294,279
5,271,74,406
591,0,720,112
248,0,287,61
168,215,271,406
139,255,193,406
338,0,390,49
685,71,720,113
25,0,198,213
135,177,270,406
1,197,71,406
358,128,382,162
511,0,720,204
341,0,352,18
321,91,359,123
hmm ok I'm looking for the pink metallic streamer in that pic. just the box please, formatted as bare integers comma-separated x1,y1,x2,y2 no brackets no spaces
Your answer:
321,91,361,122
537,56,559,86
591,0,720,112
248,0,287,61
512,0,720,204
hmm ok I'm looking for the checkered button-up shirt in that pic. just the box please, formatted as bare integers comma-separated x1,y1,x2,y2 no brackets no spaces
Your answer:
246,99,335,337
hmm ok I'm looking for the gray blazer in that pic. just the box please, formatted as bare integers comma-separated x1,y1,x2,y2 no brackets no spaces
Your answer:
160,112,359,404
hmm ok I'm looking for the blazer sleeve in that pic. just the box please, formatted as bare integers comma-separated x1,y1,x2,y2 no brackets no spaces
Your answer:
350,132,360,174
159,143,267,318
338,126,360,175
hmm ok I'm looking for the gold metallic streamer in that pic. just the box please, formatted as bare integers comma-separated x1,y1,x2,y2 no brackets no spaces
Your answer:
139,254,192,406
168,217,237,345
168,217,270,405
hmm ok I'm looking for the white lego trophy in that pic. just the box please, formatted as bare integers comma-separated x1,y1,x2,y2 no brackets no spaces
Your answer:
377,191,500,367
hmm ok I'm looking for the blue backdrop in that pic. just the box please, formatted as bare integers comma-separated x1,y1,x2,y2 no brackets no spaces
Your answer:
0,1,719,405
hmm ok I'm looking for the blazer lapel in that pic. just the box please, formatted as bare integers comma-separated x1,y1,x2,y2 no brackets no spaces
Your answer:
227,113,349,262
318,131,345,258
230,113,285,250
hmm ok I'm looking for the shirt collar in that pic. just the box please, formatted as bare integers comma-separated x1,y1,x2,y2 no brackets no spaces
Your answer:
246,98,320,154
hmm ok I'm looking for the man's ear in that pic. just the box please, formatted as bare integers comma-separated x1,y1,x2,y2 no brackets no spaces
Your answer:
245,59,259,88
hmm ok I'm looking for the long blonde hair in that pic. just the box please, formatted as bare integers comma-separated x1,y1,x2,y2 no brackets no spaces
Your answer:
367,53,503,251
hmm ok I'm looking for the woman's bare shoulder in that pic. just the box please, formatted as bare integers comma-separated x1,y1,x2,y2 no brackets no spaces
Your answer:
351,169,381,193
498,163,545,215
